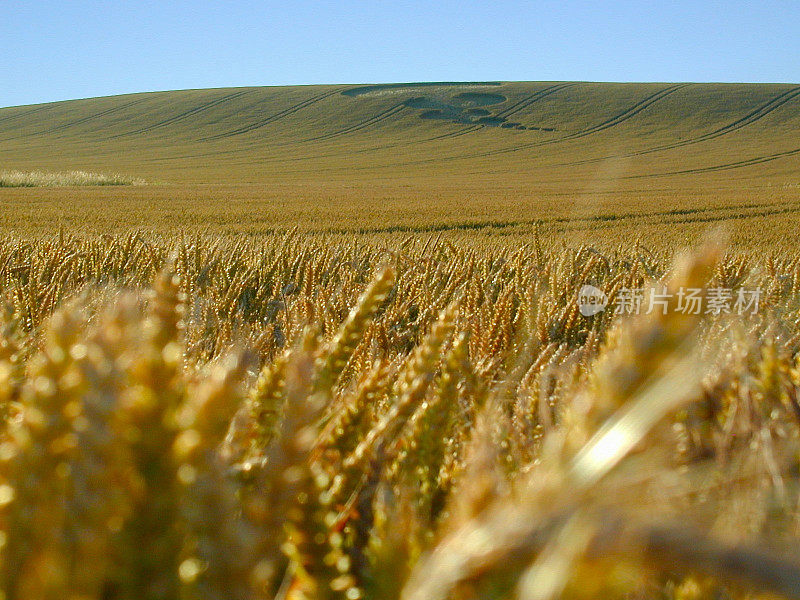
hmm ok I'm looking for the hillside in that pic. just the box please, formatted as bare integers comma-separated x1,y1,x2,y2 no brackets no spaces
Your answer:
1,82,799,244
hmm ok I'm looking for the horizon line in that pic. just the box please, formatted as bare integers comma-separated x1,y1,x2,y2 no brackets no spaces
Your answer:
3,79,800,110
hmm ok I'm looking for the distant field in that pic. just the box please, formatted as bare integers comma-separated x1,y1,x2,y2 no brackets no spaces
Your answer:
1,82,799,246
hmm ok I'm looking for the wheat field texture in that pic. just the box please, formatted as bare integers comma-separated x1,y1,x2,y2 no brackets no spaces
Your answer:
0,82,799,246
1,83,800,599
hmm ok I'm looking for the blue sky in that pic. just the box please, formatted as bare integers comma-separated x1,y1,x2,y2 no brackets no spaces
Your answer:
2,0,798,107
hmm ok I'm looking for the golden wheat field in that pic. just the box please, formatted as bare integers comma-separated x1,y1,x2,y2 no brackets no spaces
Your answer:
0,231,796,600
1,82,800,248
1,82,800,599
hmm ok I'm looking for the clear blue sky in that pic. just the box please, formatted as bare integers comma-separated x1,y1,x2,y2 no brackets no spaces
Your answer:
2,0,798,107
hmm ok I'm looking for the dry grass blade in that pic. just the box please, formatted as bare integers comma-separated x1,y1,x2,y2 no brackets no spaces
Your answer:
0,170,145,187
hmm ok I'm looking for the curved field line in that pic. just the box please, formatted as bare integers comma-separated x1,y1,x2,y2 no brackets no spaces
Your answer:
207,102,407,153
318,198,800,235
0,103,55,126
556,204,800,234
558,84,689,141
205,88,343,140
297,104,407,143
546,198,800,228
496,82,577,119
426,83,576,141
362,84,690,170
109,90,254,138
690,86,800,141
625,146,800,178
564,86,800,166
0,104,63,138
549,198,800,233
2,97,150,140
434,84,687,161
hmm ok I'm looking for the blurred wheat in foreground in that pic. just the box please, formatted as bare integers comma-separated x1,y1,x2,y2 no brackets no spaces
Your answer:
0,170,145,187
0,230,799,599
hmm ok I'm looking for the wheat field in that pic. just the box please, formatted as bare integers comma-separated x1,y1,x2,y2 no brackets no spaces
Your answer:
1,82,799,248
0,230,796,599
1,81,800,599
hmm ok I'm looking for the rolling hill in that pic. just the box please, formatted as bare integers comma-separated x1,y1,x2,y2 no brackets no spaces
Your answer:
1,82,799,244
